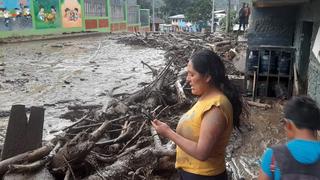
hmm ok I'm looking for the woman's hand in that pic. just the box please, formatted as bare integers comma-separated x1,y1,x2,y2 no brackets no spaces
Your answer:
151,119,172,138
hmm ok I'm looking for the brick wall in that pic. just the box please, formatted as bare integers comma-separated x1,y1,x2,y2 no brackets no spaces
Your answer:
111,23,127,32
128,25,139,32
139,26,150,32
85,20,98,29
99,19,109,28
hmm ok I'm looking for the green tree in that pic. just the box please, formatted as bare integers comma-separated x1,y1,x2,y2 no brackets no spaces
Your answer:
220,10,237,30
137,0,152,9
185,0,212,22
162,0,193,16
137,0,165,18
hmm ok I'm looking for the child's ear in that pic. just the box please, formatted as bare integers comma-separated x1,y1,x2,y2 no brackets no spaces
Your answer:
286,121,295,131
286,121,295,139
286,121,293,130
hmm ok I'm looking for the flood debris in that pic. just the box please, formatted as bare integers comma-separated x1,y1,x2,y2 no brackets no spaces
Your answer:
117,32,243,76
0,32,256,179
247,100,272,109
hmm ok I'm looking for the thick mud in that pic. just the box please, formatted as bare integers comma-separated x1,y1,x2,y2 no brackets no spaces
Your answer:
0,34,165,142
231,102,286,179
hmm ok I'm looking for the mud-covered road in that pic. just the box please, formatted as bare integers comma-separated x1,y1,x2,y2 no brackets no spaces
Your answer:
0,34,165,142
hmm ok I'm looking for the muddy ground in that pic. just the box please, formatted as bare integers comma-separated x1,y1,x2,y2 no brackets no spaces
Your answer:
0,33,165,141
0,33,286,179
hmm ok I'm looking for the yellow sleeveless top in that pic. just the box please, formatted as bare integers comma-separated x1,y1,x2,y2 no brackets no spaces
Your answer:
175,94,233,176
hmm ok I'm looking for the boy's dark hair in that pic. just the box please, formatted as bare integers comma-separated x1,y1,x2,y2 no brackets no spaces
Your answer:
284,96,320,130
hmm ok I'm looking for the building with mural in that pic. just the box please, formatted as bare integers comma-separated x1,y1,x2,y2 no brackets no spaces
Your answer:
0,0,150,38
0,0,32,31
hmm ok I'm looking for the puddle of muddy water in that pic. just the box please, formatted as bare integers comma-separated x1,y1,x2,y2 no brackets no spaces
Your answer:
0,34,165,142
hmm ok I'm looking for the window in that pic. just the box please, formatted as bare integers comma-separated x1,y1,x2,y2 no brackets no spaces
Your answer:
84,0,106,17
110,0,125,21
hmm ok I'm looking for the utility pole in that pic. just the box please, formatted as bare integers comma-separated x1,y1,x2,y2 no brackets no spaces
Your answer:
226,0,231,33
152,0,155,31
237,0,240,12
211,0,215,33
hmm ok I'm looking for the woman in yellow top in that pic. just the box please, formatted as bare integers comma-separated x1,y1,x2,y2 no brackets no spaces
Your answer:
152,49,245,180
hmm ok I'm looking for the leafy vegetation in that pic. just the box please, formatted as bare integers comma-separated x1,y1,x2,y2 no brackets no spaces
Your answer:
137,0,250,23
185,0,212,22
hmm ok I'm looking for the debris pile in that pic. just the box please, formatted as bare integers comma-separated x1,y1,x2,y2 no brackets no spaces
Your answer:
117,32,243,76
0,32,252,179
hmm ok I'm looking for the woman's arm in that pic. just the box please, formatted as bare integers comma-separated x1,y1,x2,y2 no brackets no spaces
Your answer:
152,107,226,161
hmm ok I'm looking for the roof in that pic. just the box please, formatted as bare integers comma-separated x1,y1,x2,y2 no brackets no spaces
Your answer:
168,14,185,19
253,0,310,7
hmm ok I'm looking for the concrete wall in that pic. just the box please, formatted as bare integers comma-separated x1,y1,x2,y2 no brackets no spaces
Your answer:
248,6,297,46
294,0,320,103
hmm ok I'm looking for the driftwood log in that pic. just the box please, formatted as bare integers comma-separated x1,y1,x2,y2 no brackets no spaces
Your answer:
247,101,272,109
0,144,54,175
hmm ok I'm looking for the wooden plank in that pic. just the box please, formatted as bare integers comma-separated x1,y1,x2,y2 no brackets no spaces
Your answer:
26,107,45,151
1,105,28,160
253,0,310,7
1,105,45,161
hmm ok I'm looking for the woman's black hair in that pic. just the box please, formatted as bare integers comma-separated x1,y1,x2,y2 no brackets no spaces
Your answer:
191,49,246,129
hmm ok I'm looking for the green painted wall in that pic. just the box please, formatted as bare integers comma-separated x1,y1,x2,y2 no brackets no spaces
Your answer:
0,0,150,38
0,0,82,38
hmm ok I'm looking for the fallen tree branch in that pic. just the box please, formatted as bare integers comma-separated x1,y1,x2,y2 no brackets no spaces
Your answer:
141,61,157,76
0,143,55,175
150,126,162,149
95,121,135,146
6,141,63,174
50,116,124,174
62,114,89,132
118,120,147,153
247,101,271,109
8,159,48,174
175,78,187,103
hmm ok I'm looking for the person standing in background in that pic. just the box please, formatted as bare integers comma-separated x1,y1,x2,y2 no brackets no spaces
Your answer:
238,3,247,32
244,3,251,30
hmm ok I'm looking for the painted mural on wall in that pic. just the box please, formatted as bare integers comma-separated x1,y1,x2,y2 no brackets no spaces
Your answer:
0,0,32,31
33,0,61,29
61,0,82,28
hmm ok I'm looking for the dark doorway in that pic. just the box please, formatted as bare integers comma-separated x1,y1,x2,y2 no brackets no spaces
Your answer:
298,21,313,94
